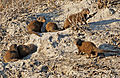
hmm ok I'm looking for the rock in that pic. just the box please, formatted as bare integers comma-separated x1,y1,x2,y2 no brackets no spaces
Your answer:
109,8,116,15
40,65,49,73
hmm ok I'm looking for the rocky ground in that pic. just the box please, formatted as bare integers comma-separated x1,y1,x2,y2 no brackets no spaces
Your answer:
0,0,120,78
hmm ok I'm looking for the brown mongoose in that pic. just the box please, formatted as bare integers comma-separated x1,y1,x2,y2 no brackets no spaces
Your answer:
17,44,37,59
45,22,59,32
97,0,104,9
97,0,111,9
27,16,46,36
63,8,90,29
74,39,119,58
3,44,19,63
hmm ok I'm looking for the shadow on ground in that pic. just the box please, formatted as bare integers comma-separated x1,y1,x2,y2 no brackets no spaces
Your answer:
89,19,120,30
98,43,120,57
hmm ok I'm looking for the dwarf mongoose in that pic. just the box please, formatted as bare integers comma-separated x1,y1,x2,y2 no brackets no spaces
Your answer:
46,22,59,32
97,0,104,9
63,8,90,29
3,44,19,63
97,0,110,9
27,16,46,36
17,44,37,59
74,39,119,58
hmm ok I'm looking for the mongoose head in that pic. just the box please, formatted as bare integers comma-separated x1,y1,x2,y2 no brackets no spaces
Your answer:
37,16,46,22
82,8,90,14
74,39,84,46
27,44,37,53
9,44,17,51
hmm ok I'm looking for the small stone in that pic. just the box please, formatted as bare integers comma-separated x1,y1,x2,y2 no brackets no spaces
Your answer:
0,62,4,71
109,9,116,15
33,60,41,66
40,65,48,73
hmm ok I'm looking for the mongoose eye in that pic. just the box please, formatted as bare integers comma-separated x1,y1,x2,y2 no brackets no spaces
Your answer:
37,16,45,22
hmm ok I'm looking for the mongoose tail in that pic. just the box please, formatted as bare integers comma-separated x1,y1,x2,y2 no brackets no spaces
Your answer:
31,31,42,37
28,31,42,37
52,28,65,32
